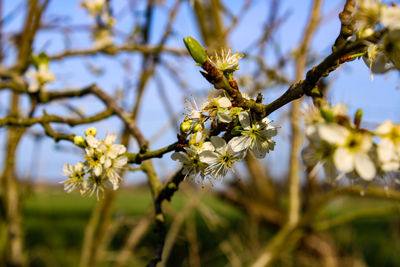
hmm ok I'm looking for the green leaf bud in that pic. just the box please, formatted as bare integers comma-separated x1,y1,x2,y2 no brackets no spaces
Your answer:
183,36,207,64
354,109,363,128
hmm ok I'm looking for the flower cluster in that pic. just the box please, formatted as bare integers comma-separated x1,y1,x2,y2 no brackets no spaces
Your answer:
61,127,128,199
303,102,400,185
173,93,278,182
352,0,400,76
80,0,114,48
26,53,55,93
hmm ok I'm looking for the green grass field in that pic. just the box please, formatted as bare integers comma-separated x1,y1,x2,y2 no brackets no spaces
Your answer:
22,185,400,266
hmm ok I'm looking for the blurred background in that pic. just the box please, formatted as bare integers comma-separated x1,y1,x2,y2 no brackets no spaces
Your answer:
0,0,400,266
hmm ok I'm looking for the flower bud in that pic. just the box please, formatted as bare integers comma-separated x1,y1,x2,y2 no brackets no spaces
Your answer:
85,127,97,137
354,109,363,128
183,36,207,64
74,135,86,147
32,52,50,69
180,120,192,133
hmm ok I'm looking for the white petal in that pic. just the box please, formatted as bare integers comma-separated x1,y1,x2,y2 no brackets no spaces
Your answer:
318,124,349,145
201,142,214,152
261,117,271,125
238,112,251,129
74,162,84,172
354,152,376,181
114,156,128,168
211,136,226,150
217,111,232,123
229,135,252,152
199,151,219,164
251,140,268,158
86,135,100,148
323,160,338,181
94,165,103,176
302,146,318,167
359,134,373,151
262,127,278,138
377,138,395,162
104,158,112,169
332,103,348,116
375,120,393,135
63,163,74,177
217,97,232,108
171,152,189,163
333,147,354,173
105,133,117,146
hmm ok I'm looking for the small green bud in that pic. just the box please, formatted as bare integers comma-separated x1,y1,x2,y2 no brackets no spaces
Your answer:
183,36,207,64
74,135,86,147
32,52,49,69
85,127,97,137
180,120,193,133
354,109,363,128
320,108,335,122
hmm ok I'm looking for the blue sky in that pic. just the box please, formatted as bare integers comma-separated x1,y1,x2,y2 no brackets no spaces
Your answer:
0,0,399,183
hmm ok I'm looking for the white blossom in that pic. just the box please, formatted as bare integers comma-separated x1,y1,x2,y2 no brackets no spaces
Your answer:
171,145,209,179
201,96,233,123
62,128,128,197
318,123,376,181
375,120,400,171
229,111,277,158
61,162,86,193
199,136,242,180
209,48,243,73
26,64,55,93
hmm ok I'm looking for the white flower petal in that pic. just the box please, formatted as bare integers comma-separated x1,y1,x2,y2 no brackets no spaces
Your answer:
74,162,84,172
251,140,268,158
302,146,318,167
377,138,395,162
318,124,349,145
63,163,74,177
333,147,355,173
199,151,219,164
171,152,189,163
229,135,252,152
94,165,103,176
375,120,393,135
354,152,376,181
86,135,100,148
210,136,226,150
201,142,214,152
105,133,117,146
114,156,128,168
217,97,232,108
238,112,251,129
217,111,232,123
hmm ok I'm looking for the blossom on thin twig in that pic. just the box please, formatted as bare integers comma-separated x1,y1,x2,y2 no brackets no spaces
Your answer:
229,111,277,158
